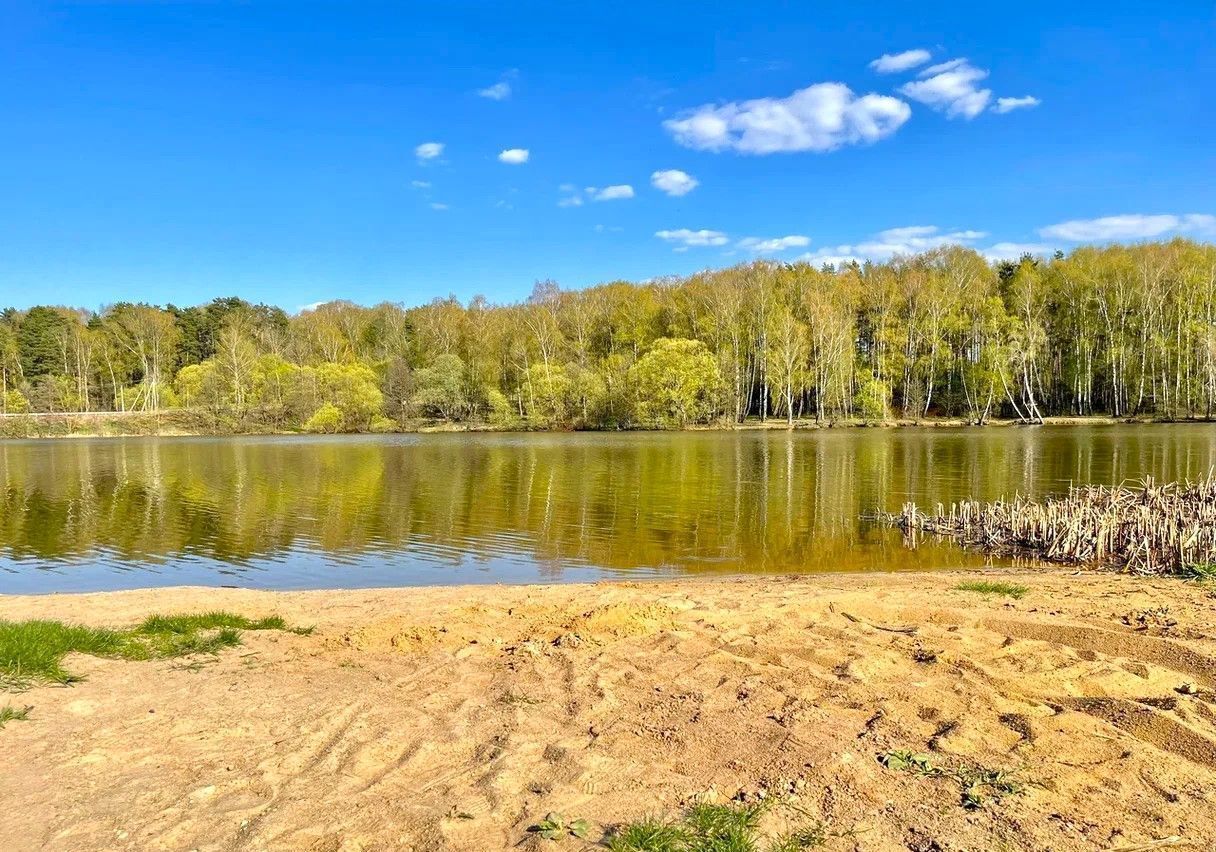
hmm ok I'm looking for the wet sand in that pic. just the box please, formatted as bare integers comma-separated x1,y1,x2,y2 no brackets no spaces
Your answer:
2,569,1215,850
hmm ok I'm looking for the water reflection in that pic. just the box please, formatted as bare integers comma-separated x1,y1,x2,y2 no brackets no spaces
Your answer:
1,426,1214,592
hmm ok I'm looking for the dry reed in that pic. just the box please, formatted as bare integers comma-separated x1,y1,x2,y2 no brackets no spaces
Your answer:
873,476,1216,576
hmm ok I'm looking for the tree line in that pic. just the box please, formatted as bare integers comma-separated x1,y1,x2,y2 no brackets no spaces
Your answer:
2,239,1214,431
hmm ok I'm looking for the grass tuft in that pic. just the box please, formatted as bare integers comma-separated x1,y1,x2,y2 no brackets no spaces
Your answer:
954,580,1028,600
608,819,689,852
1182,563,1216,582
0,704,32,728
0,611,306,691
607,801,830,852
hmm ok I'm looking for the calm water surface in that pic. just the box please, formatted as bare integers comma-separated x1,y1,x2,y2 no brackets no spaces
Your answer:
2,425,1214,593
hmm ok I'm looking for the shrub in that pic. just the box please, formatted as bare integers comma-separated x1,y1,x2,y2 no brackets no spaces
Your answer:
2,389,30,414
303,402,343,434
854,372,891,422
628,338,722,428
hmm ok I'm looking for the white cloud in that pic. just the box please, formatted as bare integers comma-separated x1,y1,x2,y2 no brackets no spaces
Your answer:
1039,213,1216,241
558,184,636,205
796,225,989,265
899,59,991,119
590,184,634,201
410,180,431,189
869,49,932,74
799,251,864,268
498,148,530,164
656,228,730,251
993,95,1041,114
430,202,449,211
663,82,911,154
920,58,970,76
478,81,511,100
738,235,811,253
982,242,1055,262
651,169,699,196
415,141,444,161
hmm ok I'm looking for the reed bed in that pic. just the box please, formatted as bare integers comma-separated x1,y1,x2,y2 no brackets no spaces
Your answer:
874,476,1216,575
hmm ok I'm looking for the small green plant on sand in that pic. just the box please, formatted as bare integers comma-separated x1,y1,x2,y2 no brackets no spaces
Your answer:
608,801,833,851
878,750,1023,809
954,580,1028,600
0,704,32,728
878,750,940,776
529,812,591,841
955,766,1023,809
0,611,309,691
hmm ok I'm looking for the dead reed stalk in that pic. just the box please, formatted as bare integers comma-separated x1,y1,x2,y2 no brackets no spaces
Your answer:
873,476,1216,575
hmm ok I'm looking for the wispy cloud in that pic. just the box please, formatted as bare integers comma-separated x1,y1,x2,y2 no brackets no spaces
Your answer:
993,95,1041,114
656,228,730,251
561,184,635,205
1039,213,1216,241
415,141,444,162
410,180,431,189
478,81,511,100
663,82,910,154
898,59,991,119
589,184,634,201
738,235,810,253
651,169,699,196
497,148,529,164
430,202,449,211
869,49,931,74
797,225,989,265
981,242,1055,262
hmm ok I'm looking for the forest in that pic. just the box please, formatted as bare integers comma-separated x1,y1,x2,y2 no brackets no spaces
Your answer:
2,238,1215,433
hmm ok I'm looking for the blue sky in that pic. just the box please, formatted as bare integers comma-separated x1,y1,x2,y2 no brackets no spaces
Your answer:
1,1,1213,312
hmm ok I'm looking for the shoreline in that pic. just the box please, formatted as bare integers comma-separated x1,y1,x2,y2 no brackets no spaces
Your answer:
0,410,1209,440
2,568,1214,850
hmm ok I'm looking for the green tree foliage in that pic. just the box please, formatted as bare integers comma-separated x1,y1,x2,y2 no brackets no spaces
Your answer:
303,402,343,434
854,372,891,421
4,239,1216,430
15,307,71,379
411,354,468,420
523,363,572,426
312,362,383,430
628,338,723,427
2,389,30,414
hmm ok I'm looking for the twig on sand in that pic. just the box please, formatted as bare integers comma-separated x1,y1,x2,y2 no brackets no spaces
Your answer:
1109,837,1195,851
831,604,918,635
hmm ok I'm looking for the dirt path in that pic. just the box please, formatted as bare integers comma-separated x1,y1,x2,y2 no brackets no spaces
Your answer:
2,570,1215,851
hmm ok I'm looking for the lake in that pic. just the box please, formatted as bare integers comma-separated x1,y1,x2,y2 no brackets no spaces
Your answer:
1,425,1214,594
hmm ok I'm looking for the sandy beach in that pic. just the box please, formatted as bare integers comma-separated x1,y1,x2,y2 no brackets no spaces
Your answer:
2,570,1215,851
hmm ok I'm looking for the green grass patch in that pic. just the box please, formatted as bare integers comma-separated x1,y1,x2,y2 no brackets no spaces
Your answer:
1182,563,1216,582
954,580,1029,600
0,703,32,728
607,801,831,851
0,610,307,691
